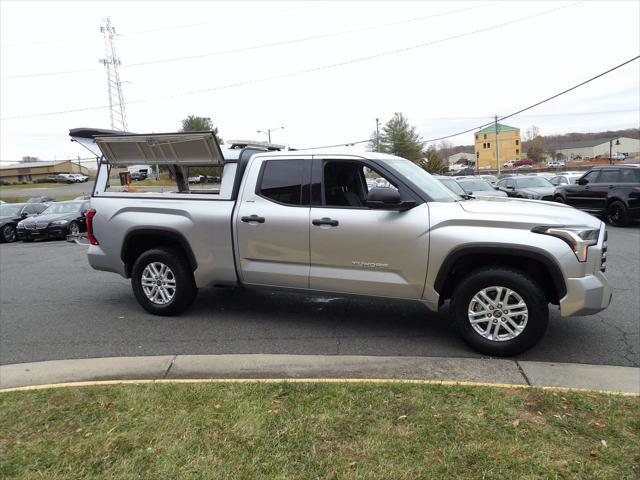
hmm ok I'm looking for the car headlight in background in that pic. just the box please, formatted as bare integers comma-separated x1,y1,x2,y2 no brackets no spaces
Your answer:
16,222,25,229
50,220,68,226
532,226,599,262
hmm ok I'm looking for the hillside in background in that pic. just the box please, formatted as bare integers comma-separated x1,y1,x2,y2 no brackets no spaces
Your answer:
439,128,640,158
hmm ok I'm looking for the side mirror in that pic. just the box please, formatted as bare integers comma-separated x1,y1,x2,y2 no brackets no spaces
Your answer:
577,178,588,185
366,187,415,211
21,212,28,218
494,186,500,190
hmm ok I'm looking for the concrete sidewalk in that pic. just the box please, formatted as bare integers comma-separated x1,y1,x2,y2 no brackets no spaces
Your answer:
1,354,638,393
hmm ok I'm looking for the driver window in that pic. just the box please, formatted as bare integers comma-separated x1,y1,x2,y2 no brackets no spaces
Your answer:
322,161,396,207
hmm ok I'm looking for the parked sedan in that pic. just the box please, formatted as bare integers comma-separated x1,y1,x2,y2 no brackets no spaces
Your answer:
16,200,90,241
549,174,583,187
496,176,555,200
456,178,508,198
27,196,56,204
0,203,48,242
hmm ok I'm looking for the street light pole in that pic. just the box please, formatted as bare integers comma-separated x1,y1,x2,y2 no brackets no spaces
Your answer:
609,137,621,165
494,114,501,175
257,126,285,143
375,118,380,152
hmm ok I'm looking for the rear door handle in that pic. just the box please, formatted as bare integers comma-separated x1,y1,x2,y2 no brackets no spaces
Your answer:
312,217,339,227
241,214,265,223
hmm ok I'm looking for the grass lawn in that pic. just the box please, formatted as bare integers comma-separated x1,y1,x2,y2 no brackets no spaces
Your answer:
1,382,638,479
0,182,63,190
0,194,79,203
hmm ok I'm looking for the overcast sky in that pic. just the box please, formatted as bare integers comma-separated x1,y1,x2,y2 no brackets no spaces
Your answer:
1,0,639,164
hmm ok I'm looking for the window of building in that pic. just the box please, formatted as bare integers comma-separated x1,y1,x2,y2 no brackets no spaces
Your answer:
515,139,519,145
475,134,479,140
483,134,487,139
487,142,491,148
483,143,486,149
516,149,519,154
258,159,305,206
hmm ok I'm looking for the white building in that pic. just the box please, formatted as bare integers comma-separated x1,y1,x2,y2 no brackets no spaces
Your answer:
446,151,476,166
556,137,640,160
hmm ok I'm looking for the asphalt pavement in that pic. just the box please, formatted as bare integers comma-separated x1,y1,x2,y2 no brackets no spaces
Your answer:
0,226,638,367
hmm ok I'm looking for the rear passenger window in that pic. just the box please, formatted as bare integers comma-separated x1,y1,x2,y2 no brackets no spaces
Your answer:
621,169,640,183
598,170,619,183
258,160,305,206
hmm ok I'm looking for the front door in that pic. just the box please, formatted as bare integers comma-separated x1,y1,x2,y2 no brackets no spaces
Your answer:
309,158,429,299
566,170,599,209
235,156,311,288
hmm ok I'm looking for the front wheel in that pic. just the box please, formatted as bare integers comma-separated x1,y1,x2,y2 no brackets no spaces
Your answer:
450,267,549,356
554,195,565,203
606,201,630,227
68,221,80,236
131,247,198,316
1,224,16,243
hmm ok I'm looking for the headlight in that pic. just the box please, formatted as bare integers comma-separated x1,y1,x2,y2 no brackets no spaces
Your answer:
16,223,25,229
51,220,68,225
532,226,599,262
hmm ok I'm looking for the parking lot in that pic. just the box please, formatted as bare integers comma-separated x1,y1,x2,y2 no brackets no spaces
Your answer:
0,225,637,367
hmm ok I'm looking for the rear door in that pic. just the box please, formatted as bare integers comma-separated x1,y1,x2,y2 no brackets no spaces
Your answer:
234,156,312,288
308,157,429,299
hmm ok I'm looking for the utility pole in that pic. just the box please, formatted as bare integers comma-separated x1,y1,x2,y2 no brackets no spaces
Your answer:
494,114,501,175
375,118,380,152
100,17,128,131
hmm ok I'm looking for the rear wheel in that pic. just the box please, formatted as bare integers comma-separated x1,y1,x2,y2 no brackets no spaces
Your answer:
606,201,630,227
554,195,565,203
131,247,198,316
451,267,549,356
1,224,16,243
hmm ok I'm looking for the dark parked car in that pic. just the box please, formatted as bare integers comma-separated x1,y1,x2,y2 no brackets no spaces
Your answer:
0,203,48,242
457,178,508,198
27,196,56,204
554,165,640,227
496,176,555,200
16,200,91,241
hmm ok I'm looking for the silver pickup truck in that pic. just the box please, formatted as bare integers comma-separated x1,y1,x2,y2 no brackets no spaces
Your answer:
71,128,612,356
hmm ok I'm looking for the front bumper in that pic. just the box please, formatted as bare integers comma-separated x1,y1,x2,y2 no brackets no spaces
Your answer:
17,226,68,240
560,270,612,317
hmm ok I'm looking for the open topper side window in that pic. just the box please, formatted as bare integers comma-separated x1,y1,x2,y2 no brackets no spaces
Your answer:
70,129,226,196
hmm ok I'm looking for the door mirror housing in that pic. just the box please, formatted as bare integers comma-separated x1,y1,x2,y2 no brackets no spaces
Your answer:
366,187,415,211
577,178,588,185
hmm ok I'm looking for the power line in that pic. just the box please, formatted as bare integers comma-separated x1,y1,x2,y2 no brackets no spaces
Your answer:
2,2,582,121
421,54,640,143
2,3,496,80
295,55,640,149
0,4,321,49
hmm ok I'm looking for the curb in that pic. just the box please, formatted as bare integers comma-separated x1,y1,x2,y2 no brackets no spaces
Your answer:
1,354,638,394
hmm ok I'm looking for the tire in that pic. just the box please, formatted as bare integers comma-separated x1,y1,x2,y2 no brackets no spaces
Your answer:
606,200,630,227
68,221,80,236
131,247,198,316
1,224,16,243
554,195,565,203
450,267,549,356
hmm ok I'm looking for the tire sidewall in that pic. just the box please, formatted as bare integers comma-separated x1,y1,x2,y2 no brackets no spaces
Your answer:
68,221,80,236
2,224,16,242
131,248,197,316
451,268,549,356
607,201,629,227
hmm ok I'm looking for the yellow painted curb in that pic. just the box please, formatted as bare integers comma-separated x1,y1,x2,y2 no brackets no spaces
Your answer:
1,378,637,396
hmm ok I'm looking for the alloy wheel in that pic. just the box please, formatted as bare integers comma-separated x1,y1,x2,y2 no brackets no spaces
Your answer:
141,262,177,305
467,286,528,342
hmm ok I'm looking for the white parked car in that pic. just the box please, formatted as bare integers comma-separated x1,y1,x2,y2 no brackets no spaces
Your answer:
69,173,89,183
546,160,566,168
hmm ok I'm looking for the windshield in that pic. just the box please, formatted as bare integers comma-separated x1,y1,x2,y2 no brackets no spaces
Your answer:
0,204,24,216
515,177,552,188
458,179,493,193
384,158,460,201
42,202,85,214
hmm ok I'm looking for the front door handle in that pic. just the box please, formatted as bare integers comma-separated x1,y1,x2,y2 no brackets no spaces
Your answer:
241,214,265,223
312,217,339,227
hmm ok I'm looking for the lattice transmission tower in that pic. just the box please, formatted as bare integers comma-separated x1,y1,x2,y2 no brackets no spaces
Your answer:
99,17,128,131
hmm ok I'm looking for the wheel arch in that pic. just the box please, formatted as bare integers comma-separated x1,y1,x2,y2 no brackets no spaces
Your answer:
434,245,567,305
121,228,197,278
